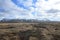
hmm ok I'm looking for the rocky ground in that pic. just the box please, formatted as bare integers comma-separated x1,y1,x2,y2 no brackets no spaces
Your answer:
0,22,60,40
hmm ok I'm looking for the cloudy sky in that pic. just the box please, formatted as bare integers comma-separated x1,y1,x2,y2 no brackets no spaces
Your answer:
0,0,60,21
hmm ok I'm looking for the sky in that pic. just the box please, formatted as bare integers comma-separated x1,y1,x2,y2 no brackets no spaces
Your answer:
0,0,60,21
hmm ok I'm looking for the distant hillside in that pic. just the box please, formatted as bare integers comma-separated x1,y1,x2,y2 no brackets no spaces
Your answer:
0,19,41,23
0,18,59,23
0,19,60,23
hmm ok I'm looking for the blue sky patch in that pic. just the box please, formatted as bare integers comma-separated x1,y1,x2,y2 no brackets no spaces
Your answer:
32,0,37,4
11,0,29,10
45,0,48,1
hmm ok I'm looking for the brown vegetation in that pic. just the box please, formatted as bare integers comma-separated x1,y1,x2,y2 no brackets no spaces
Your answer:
0,22,60,40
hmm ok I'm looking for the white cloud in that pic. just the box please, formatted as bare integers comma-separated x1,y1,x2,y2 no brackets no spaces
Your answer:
0,0,60,21
34,0,60,21
0,0,34,19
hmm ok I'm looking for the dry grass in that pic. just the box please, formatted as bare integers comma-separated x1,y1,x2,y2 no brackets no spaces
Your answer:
0,22,60,40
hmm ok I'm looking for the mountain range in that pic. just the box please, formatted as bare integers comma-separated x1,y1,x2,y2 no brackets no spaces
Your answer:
0,18,53,23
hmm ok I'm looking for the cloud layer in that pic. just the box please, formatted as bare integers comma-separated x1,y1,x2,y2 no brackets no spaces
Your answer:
0,0,60,21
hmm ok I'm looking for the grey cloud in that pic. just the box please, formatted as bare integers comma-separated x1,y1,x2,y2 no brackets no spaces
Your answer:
46,9,60,13
0,8,8,13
